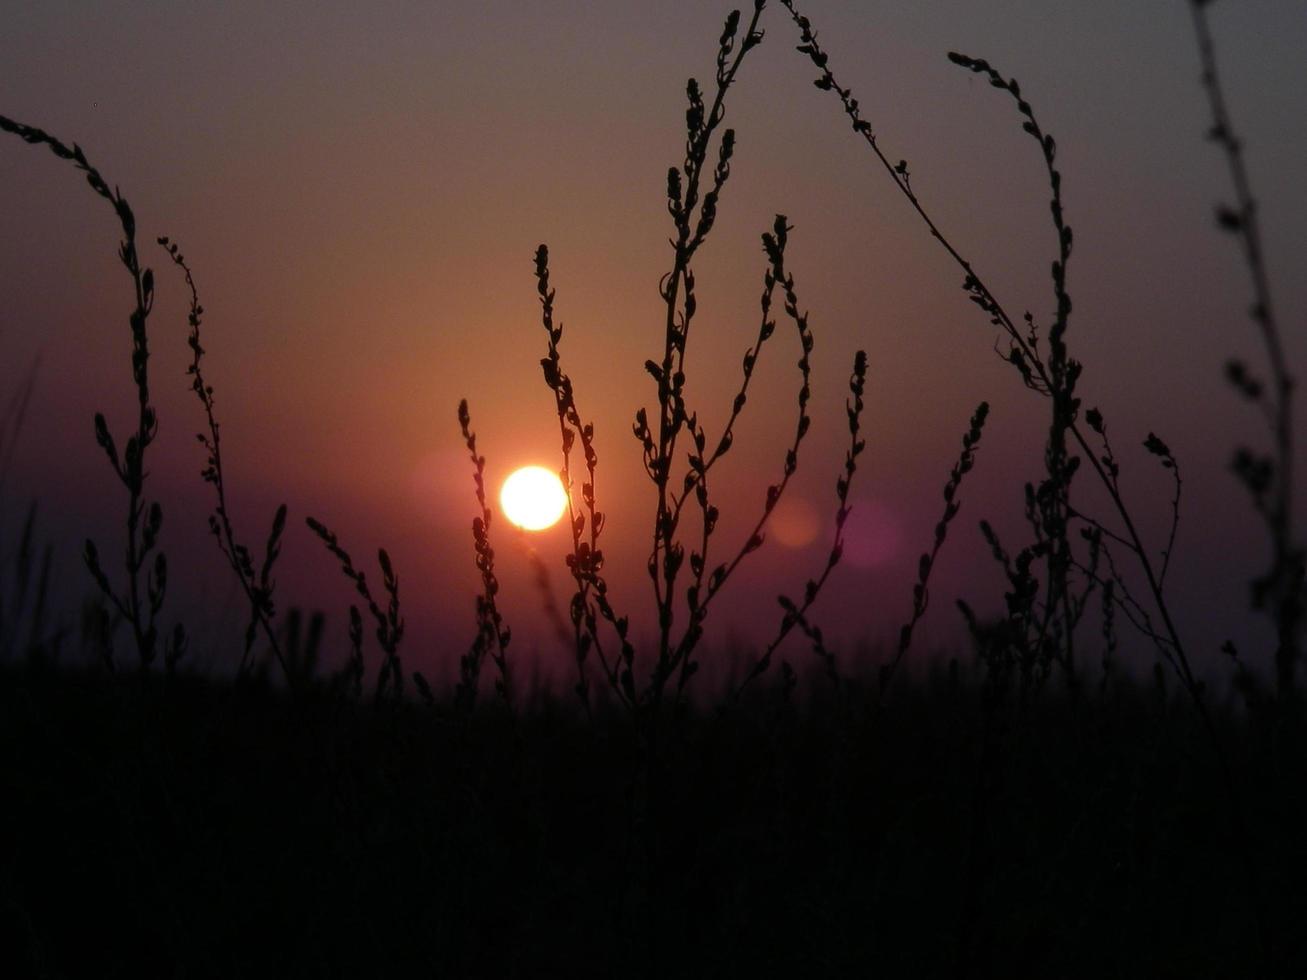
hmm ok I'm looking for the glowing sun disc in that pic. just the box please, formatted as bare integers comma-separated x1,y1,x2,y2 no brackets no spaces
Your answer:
500,466,568,531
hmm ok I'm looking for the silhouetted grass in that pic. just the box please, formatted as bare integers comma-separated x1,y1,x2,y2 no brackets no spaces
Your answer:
0,114,185,673
452,398,512,711
1189,0,1303,703
305,515,405,705
525,7,876,725
158,236,292,684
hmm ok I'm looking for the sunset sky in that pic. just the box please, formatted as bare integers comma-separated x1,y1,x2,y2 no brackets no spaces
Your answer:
2,1,1303,687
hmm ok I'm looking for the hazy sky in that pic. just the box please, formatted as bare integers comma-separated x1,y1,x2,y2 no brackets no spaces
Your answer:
2,1,1304,687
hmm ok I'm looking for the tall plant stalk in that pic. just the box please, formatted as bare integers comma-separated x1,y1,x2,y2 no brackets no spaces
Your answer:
158,237,291,684
1189,0,1302,702
781,2,1195,696
0,114,184,671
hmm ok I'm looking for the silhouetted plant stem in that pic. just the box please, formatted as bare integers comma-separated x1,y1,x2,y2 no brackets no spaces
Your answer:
0,114,184,671
157,237,292,685
534,247,633,713
880,402,989,702
658,214,817,701
647,3,766,698
456,400,512,709
783,3,1195,689
658,249,778,695
651,213,787,694
305,517,405,705
531,2,858,720
1189,0,1301,702
730,348,867,703
526,5,870,719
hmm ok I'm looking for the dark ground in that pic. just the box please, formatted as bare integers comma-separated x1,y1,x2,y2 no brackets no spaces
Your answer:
3,662,1304,979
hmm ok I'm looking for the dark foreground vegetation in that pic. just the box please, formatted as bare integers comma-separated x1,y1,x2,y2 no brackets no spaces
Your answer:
2,1,1303,976
3,664,1305,979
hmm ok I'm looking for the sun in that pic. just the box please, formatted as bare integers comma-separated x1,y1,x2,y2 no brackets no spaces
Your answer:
500,466,568,531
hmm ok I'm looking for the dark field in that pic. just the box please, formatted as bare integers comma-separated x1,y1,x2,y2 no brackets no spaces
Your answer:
4,664,1305,978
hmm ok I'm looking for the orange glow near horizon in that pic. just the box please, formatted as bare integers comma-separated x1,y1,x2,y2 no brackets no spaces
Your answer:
770,496,821,549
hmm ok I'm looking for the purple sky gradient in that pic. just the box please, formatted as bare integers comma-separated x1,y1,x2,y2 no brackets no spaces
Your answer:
2,1,1304,688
